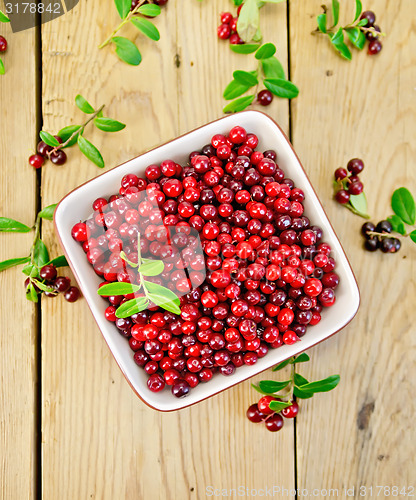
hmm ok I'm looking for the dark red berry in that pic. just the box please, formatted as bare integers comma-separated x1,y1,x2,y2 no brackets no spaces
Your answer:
281,401,299,418
0,36,7,52
334,167,348,180
29,154,45,169
368,40,382,55
53,276,71,292
347,158,364,174
265,413,284,432
335,190,350,204
217,24,231,40
348,181,364,195
246,403,266,422
257,90,273,106
64,286,80,302
50,150,67,165
360,10,376,27
40,264,57,281
172,380,190,398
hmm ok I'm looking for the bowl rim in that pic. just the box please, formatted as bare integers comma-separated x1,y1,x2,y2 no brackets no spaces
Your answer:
54,110,360,412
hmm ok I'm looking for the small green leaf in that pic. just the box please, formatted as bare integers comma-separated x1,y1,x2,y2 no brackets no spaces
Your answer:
230,44,260,54
354,0,363,22
58,125,82,147
26,283,39,303
75,94,95,114
233,0,244,5
46,255,68,268
349,192,369,218
293,353,310,364
22,263,36,276
233,70,258,87
293,385,314,399
0,58,4,75
0,256,30,272
409,230,416,243
331,0,340,26
252,380,290,395
331,29,352,60
223,80,250,100
299,375,340,393
77,135,105,168
0,217,32,232
317,13,327,33
137,4,161,16
261,56,285,80
120,251,139,268
114,0,131,19
223,95,255,113
237,0,260,42
97,282,141,296
294,373,309,386
144,280,181,314
116,297,148,318
272,358,292,371
94,117,126,132
34,239,49,268
357,19,368,27
31,278,56,294
39,131,61,148
0,10,10,22
269,400,292,412
263,78,299,99
138,260,164,276
345,27,366,50
131,18,160,41
38,204,57,221
113,36,142,66
255,42,276,60
387,215,406,235
391,187,416,225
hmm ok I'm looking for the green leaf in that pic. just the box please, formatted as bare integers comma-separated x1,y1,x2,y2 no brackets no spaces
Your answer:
345,27,366,50
97,282,141,296
120,251,139,268
131,18,160,41
22,263,36,276
409,230,416,243
237,0,260,43
0,57,4,75
331,0,340,26
293,385,313,399
58,125,82,147
233,70,258,87
0,217,32,232
223,80,250,100
31,278,56,294
317,13,327,33
387,215,406,235
269,400,292,412
230,44,260,54
255,42,276,60
252,380,290,395
114,0,131,19
354,0,363,22
357,19,368,27
137,4,161,16
261,57,285,80
0,256,30,272
391,187,416,225
272,358,292,371
144,280,181,314
39,131,60,148
331,29,352,60
34,239,49,268
0,10,10,22
116,297,148,318
223,95,255,113
233,0,244,5
294,373,309,386
299,375,340,393
26,283,39,303
263,78,299,99
113,36,142,66
138,260,164,276
77,135,105,168
94,117,126,133
349,192,369,218
75,94,95,114
46,255,68,268
38,204,57,221
293,353,310,364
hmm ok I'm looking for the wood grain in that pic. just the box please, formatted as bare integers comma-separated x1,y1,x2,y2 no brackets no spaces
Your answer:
40,1,293,499
290,0,416,494
0,22,37,500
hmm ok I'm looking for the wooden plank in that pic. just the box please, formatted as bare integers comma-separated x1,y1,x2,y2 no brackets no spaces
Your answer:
0,22,38,500
290,0,416,493
41,0,294,498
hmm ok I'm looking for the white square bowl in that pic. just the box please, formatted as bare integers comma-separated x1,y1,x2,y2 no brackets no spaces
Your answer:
54,110,360,411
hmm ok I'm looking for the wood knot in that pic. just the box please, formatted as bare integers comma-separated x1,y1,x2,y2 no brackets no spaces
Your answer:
357,401,375,430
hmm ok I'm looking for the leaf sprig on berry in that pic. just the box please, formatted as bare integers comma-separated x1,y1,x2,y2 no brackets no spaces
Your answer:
0,205,75,302
34,94,126,169
313,0,385,60
99,0,162,66
223,42,299,113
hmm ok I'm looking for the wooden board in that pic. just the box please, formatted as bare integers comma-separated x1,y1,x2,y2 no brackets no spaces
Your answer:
290,0,416,494
0,22,37,500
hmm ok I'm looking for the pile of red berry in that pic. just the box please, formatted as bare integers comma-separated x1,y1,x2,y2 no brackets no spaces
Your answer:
71,126,339,398
361,220,401,253
25,263,80,302
360,10,383,55
334,158,364,205
217,7,244,45
29,136,66,169
247,396,298,432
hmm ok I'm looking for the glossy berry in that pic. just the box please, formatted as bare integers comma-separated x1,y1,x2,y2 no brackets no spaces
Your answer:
53,276,71,292
40,264,57,281
281,401,299,418
364,238,378,252
64,286,80,303
0,36,7,52
361,222,375,237
217,24,231,40
147,374,165,392
257,90,273,106
347,158,364,174
29,154,45,169
257,395,276,415
50,150,67,165
335,190,350,204
334,167,348,180
348,181,364,195
172,380,190,398
246,404,266,423
265,413,284,432
376,220,392,233
360,10,376,27
368,40,382,55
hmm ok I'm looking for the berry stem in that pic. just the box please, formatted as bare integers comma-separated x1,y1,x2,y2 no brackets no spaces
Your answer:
366,230,407,239
29,214,41,266
98,0,146,49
